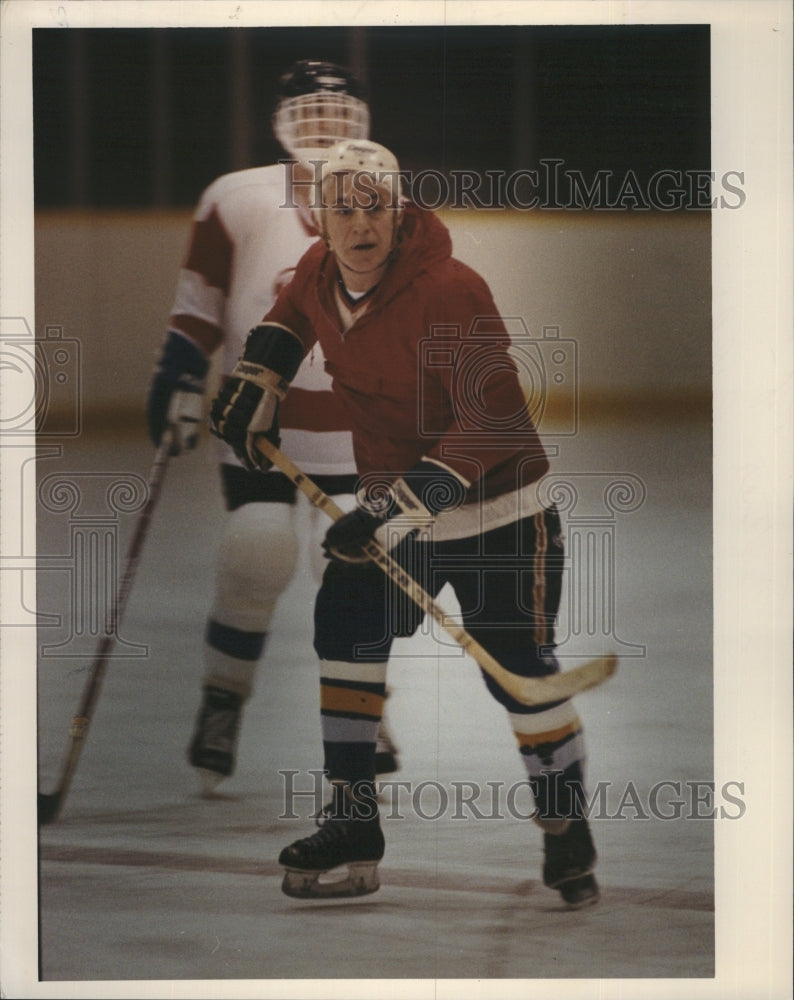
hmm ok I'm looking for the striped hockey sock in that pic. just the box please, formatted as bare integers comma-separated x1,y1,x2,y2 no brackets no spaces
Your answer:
511,699,588,821
203,619,267,699
319,659,387,788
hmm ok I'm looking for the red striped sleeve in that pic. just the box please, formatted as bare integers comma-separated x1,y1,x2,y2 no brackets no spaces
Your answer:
183,206,233,294
170,314,223,355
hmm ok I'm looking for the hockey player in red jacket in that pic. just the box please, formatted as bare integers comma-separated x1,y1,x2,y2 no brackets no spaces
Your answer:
211,139,600,907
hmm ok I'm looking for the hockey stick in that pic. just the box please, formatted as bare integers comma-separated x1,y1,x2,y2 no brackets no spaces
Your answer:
255,437,617,706
38,430,174,825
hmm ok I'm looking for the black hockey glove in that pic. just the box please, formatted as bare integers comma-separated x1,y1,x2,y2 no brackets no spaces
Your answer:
146,330,209,455
210,323,304,472
323,459,469,563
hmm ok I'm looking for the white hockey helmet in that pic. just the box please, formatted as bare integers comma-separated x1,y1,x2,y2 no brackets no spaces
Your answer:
314,139,404,252
272,60,370,165
316,139,403,207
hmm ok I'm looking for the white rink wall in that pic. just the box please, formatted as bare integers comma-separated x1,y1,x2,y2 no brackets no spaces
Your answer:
33,208,711,429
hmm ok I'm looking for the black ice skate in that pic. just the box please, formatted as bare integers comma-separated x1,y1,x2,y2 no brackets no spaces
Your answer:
279,781,385,899
542,817,599,909
187,685,243,795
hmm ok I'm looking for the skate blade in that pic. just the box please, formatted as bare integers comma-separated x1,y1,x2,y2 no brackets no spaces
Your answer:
281,861,380,899
194,767,225,796
555,873,600,909
561,887,600,910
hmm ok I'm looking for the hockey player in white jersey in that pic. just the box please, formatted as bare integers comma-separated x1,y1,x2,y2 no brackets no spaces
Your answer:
146,60,399,793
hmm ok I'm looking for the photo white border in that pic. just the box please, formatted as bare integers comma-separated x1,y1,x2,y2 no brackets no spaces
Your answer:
1,2,791,998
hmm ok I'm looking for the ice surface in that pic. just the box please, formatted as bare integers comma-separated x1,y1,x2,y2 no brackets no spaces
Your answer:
20,420,725,996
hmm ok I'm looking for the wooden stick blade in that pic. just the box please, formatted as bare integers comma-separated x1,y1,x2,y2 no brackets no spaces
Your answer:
507,653,618,706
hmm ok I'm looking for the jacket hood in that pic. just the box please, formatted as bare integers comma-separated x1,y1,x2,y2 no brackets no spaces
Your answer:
388,202,453,288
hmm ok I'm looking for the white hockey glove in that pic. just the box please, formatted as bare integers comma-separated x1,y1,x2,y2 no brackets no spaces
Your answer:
322,459,469,563
210,323,305,472
146,330,209,455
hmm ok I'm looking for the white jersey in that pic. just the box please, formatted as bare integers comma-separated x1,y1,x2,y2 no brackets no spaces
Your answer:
170,163,356,476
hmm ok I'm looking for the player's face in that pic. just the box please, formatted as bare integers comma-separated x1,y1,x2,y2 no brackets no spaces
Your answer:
322,172,401,292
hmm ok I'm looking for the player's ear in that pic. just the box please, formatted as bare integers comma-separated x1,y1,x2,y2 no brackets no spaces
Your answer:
389,201,405,256
312,207,332,248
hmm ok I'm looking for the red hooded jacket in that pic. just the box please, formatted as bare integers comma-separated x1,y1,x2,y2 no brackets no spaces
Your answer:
265,204,550,518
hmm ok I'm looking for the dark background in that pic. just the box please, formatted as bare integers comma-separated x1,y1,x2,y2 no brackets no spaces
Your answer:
33,24,710,207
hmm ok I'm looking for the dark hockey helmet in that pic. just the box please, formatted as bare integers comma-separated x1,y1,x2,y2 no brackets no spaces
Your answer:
272,60,370,162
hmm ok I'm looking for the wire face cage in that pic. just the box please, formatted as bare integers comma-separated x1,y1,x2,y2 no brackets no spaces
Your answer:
273,92,371,160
